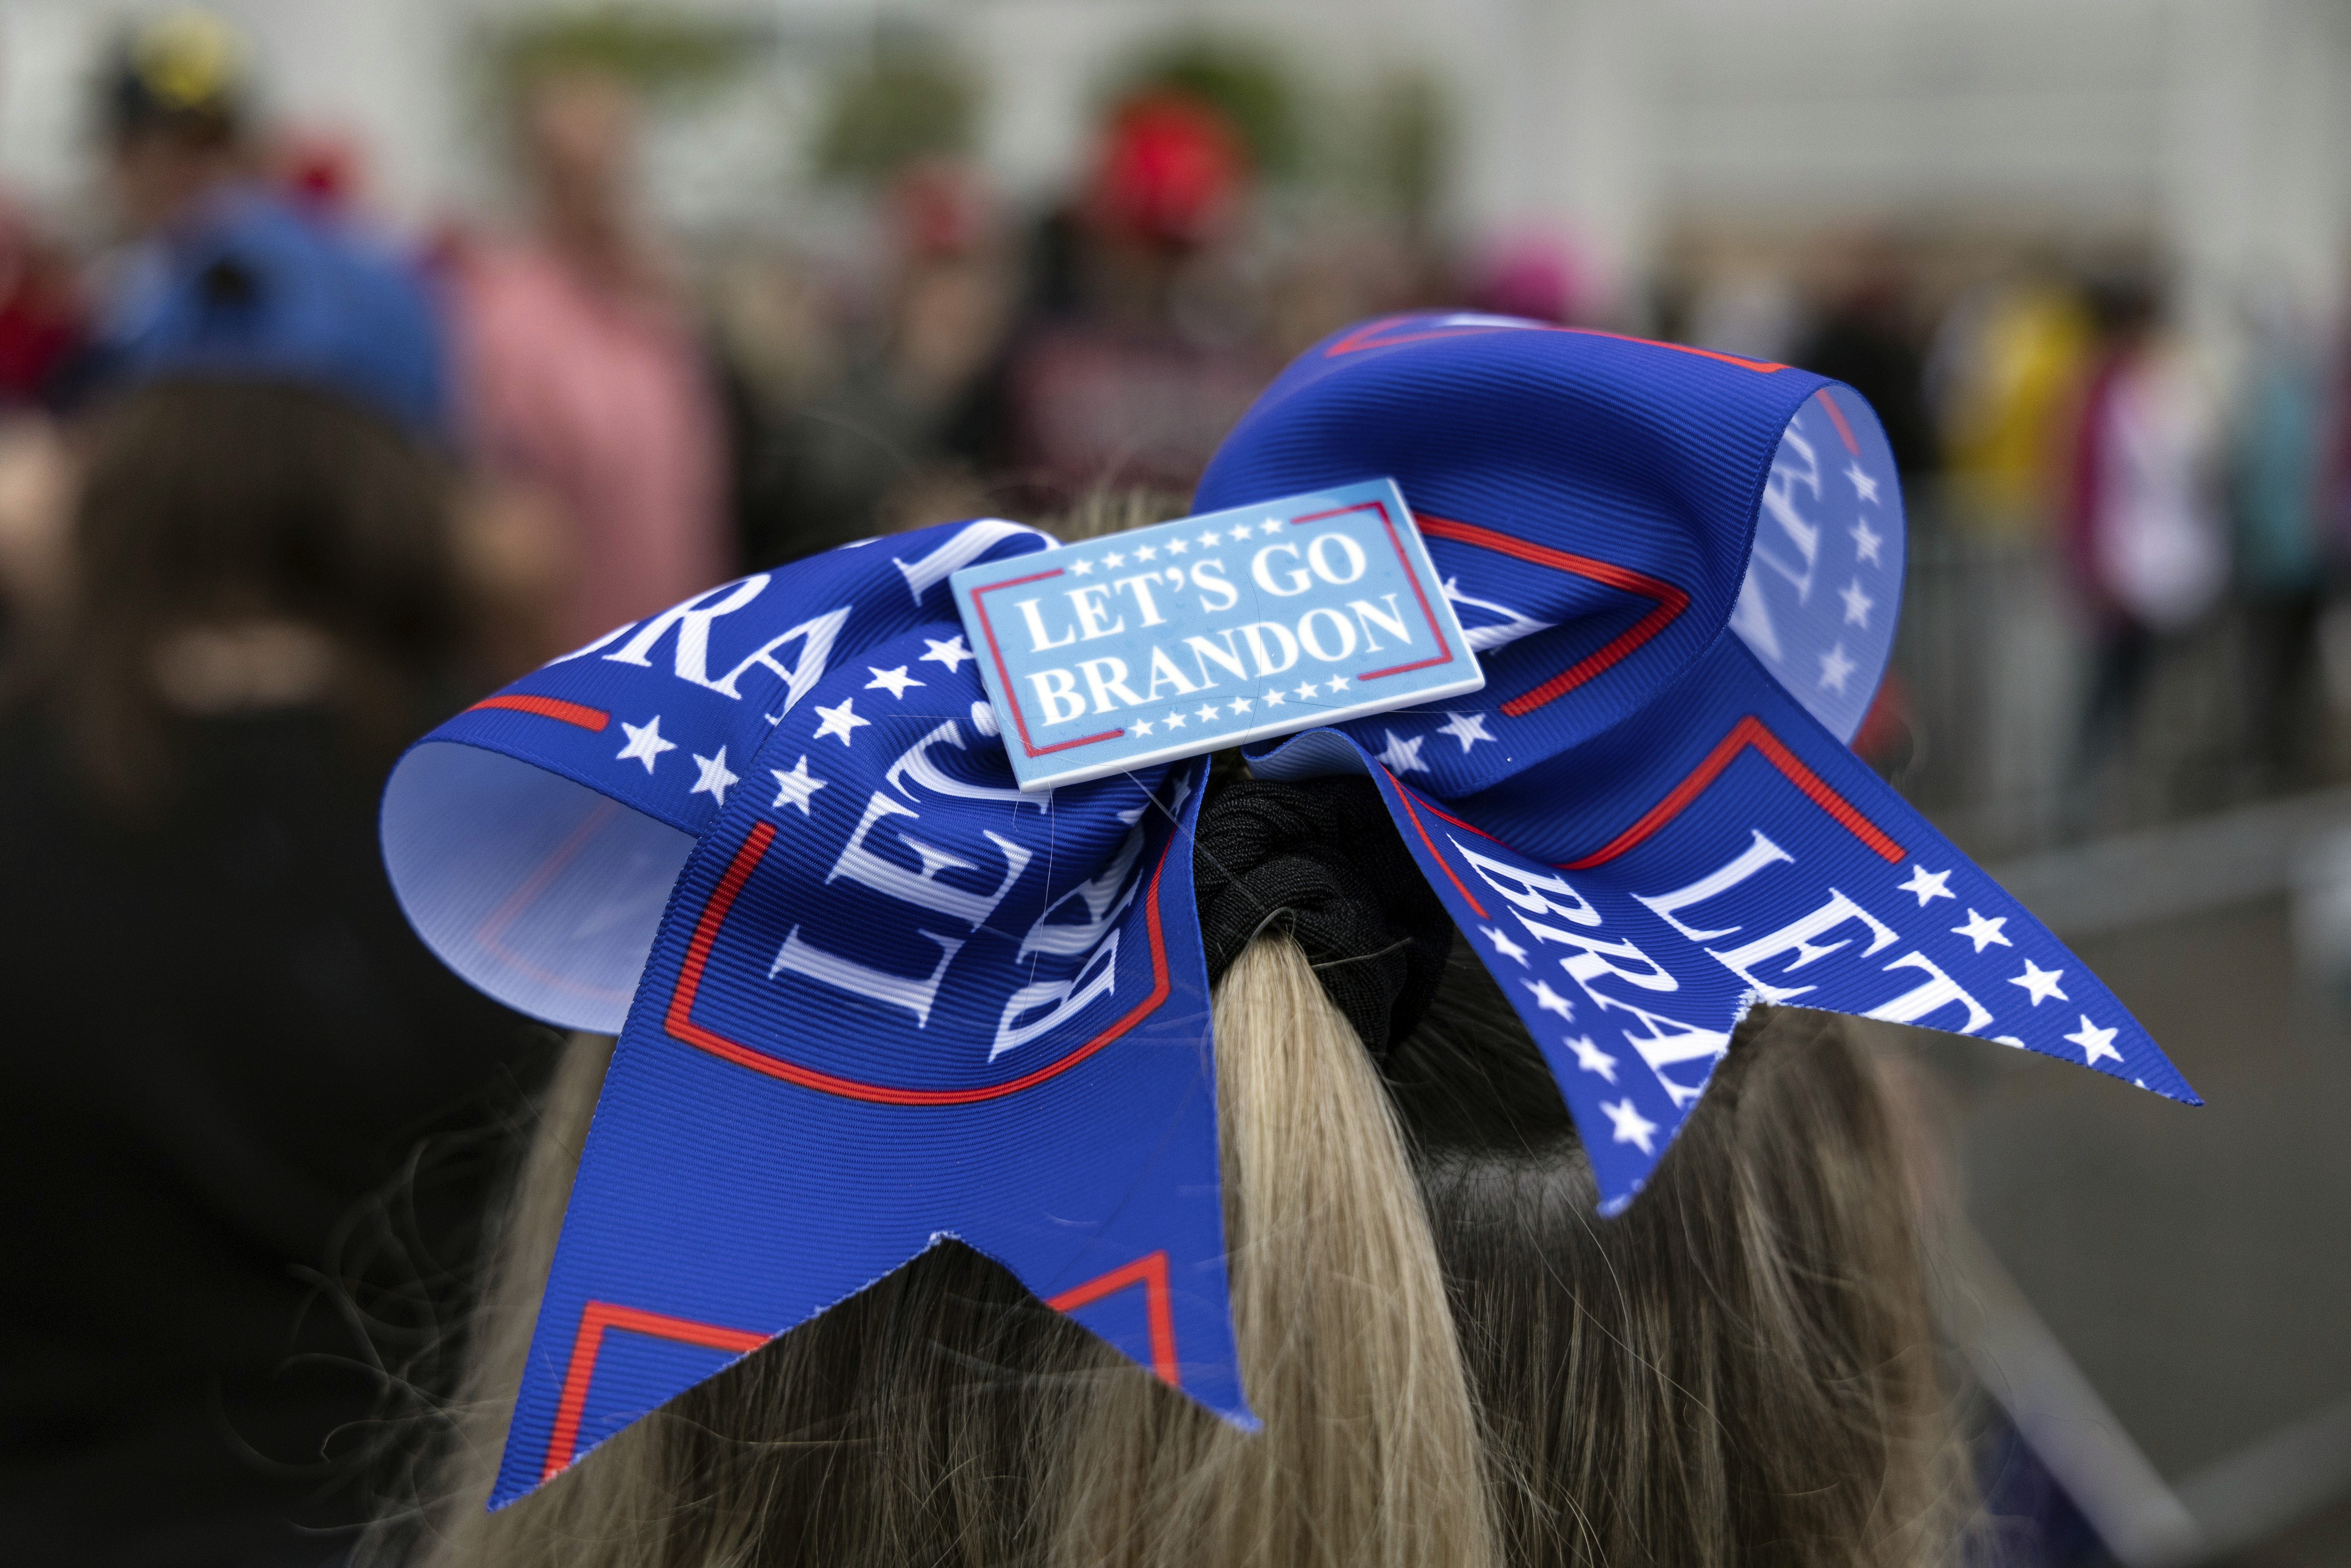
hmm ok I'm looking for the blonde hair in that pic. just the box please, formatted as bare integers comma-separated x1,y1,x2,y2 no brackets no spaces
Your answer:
385,935,1499,1568
1052,935,1497,1568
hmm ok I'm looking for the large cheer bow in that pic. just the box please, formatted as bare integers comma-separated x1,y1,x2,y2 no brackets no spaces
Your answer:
381,312,2195,1508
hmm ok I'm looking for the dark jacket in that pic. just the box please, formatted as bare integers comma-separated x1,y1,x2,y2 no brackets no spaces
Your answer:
0,703,543,1566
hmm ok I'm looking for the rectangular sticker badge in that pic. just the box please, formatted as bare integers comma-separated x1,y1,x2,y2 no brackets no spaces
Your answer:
952,479,1483,791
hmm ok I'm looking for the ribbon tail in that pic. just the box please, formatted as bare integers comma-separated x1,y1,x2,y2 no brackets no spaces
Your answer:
486,755,1248,1506
1252,638,2198,1213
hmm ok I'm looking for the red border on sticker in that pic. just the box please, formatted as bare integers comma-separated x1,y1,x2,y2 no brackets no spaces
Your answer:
966,567,1127,759
1288,498,1460,680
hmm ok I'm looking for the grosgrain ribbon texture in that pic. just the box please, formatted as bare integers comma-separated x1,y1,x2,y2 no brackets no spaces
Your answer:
380,311,2196,1508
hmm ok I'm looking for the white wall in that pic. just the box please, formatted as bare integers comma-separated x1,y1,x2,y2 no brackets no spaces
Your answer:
1657,0,2168,225
2163,0,2350,325
2,0,2345,315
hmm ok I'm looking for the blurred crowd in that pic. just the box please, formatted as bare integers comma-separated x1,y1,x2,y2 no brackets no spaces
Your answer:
1666,236,2351,835
0,14,1621,696
2,19,2340,836
0,8,2345,1563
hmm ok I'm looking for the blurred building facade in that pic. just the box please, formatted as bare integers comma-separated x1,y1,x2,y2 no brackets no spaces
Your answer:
4,0,2348,328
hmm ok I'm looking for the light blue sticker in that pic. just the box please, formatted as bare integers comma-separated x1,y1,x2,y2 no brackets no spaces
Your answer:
952,479,1485,791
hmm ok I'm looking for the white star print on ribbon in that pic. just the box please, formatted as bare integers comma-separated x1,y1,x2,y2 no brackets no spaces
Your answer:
1952,910,2011,953
2010,960,2067,1006
813,699,869,747
616,716,676,773
1436,712,1497,752
2065,1016,2122,1067
690,748,740,806
920,636,973,673
1377,731,1429,775
1898,865,1954,905
1523,979,1574,1019
1568,1036,1619,1083
768,755,827,815
1602,1097,1658,1153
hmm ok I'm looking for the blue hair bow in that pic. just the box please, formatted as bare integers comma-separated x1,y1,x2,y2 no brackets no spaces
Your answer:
382,313,2193,1506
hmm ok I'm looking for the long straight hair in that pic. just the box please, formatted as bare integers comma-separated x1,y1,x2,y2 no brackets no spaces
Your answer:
1394,952,1965,1566
375,936,1963,1568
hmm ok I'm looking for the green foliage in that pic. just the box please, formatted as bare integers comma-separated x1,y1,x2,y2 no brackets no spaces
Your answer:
494,5,762,99
813,40,981,185
1113,36,1301,179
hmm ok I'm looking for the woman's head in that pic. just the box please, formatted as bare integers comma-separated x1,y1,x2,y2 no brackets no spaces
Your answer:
370,471,1976,1567
57,376,461,806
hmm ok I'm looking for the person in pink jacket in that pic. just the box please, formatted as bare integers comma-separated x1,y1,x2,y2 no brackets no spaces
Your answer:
446,68,726,662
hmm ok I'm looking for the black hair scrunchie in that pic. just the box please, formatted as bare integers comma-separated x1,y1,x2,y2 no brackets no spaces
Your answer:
1193,775,1456,1059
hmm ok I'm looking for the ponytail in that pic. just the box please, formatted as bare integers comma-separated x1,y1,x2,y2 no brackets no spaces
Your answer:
1052,933,1499,1568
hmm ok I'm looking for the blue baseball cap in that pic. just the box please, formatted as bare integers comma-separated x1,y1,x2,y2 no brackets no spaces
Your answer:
107,188,448,438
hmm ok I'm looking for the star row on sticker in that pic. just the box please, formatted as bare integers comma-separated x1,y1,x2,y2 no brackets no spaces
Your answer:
1130,676,1352,735
1065,518,1289,576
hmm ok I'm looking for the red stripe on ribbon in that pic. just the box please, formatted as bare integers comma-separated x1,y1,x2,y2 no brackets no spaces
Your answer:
1561,714,1904,869
1414,513,1691,716
469,692,611,731
543,1300,768,1481
1321,314,1784,373
1387,775,1489,919
663,823,1174,1104
1045,1250,1179,1385
1815,387,1861,454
